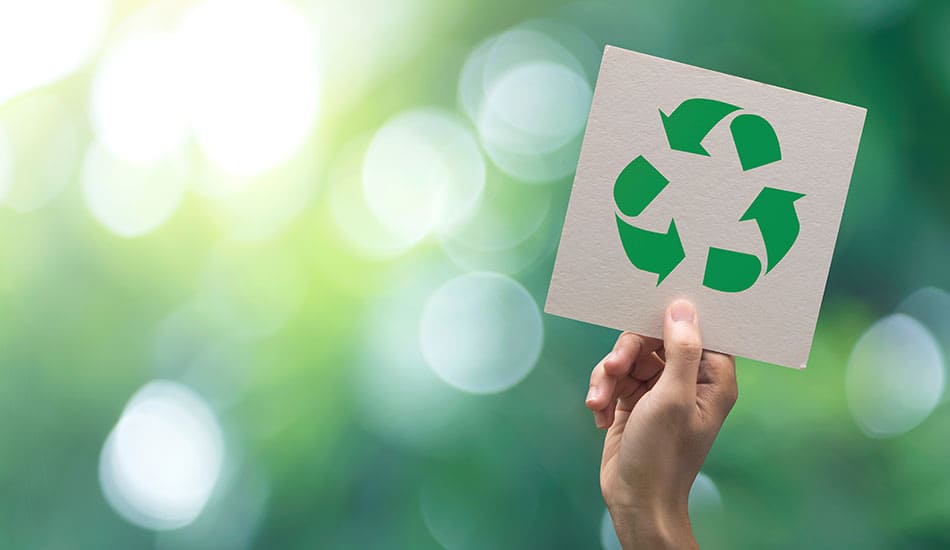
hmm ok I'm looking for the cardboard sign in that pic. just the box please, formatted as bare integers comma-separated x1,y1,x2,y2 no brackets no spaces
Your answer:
545,46,866,369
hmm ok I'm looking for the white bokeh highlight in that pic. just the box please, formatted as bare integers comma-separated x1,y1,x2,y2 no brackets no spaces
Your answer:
419,468,540,550
460,26,593,183
100,380,225,531
896,286,950,363
81,141,189,237
688,471,723,515
420,272,543,394
155,464,269,550
0,93,81,212
329,136,420,258
0,0,111,105
90,29,189,164
0,127,12,201
357,264,468,451
308,0,430,113
178,0,320,176
363,108,485,247
479,62,591,154
846,313,945,437
438,178,558,274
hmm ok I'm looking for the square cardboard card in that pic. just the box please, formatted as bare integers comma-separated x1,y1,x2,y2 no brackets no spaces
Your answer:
545,46,866,369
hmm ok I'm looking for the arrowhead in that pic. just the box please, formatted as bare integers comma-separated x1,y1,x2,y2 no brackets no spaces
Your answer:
660,99,741,157
656,220,685,285
615,216,685,285
740,188,804,222
740,187,805,273
660,108,710,156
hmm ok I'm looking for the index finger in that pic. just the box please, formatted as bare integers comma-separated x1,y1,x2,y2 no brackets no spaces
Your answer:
586,332,661,414
603,331,662,378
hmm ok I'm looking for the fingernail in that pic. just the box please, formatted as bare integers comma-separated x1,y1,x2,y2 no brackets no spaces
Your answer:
670,300,696,324
586,386,599,403
604,351,617,364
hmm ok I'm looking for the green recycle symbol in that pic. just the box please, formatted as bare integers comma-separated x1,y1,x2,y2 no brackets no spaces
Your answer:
614,98,805,293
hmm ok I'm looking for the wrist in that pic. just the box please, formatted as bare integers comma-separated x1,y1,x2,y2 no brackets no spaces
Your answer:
606,499,695,550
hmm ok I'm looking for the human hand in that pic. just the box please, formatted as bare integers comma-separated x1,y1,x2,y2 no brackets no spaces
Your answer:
585,300,738,549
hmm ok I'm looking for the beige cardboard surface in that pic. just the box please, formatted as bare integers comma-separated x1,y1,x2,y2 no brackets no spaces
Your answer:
545,46,866,369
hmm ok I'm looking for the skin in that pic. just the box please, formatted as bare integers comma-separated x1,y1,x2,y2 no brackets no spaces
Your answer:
585,300,738,549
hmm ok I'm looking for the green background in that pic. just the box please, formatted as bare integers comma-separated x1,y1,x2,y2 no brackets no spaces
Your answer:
1,0,949,548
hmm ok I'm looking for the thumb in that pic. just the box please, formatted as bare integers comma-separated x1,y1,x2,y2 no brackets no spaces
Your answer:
655,299,703,401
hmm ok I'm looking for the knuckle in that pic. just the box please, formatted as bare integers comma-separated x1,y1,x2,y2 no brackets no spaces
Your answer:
702,351,733,370
615,331,632,347
589,364,604,386
714,384,739,416
615,331,640,352
725,382,739,407
697,358,715,384
670,336,703,362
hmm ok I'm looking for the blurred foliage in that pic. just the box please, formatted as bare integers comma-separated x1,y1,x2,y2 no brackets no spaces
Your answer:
0,0,949,548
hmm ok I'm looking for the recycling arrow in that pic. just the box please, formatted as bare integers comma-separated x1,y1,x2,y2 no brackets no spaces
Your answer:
660,98,740,156
702,247,761,293
740,187,805,272
614,97,805,293
616,217,684,285
613,155,684,284
614,156,668,217
730,114,782,171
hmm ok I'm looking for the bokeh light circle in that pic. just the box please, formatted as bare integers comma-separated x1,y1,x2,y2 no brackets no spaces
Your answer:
81,140,189,237
177,0,319,176
362,108,485,247
689,471,723,514
846,313,945,438
99,380,225,530
90,29,189,164
155,464,269,550
438,174,560,274
0,127,11,201
896,286,950,362
459,25,594,183
420,272,542,394
328,135,420,258
307,0,431,113
0,0,111,105
478,62,591,156
420,465,540,550
357,263,469,452
0,92,81,212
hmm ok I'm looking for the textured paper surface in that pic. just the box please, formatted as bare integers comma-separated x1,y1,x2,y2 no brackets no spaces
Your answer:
545,46,866,369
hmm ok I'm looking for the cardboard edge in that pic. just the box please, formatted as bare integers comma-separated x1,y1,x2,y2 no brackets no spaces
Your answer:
603,44,869,114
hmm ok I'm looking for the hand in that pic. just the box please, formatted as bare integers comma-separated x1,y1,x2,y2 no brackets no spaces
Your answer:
585,300,738,549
